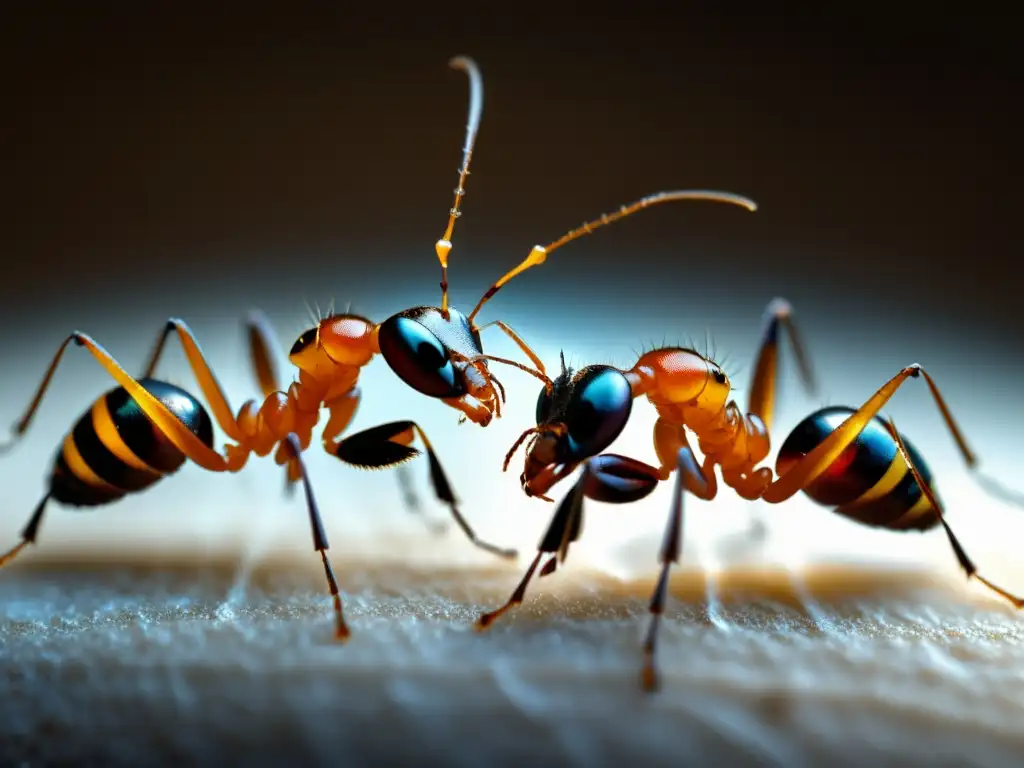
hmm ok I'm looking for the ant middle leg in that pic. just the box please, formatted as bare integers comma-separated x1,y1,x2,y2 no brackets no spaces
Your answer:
396,464,449,536
640,444,717,692
281,433,352,640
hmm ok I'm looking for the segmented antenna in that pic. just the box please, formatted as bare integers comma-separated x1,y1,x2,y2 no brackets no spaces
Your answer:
467,190,758,325
435,56,484,318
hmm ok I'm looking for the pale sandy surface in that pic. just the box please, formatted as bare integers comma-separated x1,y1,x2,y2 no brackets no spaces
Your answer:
3,548,1023,768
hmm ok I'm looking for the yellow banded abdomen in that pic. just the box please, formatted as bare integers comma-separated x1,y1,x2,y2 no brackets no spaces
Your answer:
49,378,214,508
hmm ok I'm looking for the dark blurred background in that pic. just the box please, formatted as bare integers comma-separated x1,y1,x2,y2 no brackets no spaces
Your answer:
3,13,1024,767
0,8,1021,564
1,8,1019,334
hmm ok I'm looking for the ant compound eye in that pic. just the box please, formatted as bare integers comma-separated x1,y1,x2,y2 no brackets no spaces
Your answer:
712,369,727,385
378,316,464,398
289,327,318,356
535,385,553,424
564,366,632,460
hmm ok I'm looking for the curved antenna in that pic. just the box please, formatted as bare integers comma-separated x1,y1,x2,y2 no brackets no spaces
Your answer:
467,189,757,325
472,353,553,391
435,55,484,318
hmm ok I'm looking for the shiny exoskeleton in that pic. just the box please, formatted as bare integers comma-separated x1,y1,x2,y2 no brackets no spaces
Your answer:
0,331,347,640
0,379,218,574
777,406,939,532
0,54,758,646
478,301,1024,694
50,378,214,508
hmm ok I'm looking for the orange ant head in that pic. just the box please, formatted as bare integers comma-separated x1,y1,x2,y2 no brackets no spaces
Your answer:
677,357,731,427
640,347,731,426
289,314,377,376
510,355,633,496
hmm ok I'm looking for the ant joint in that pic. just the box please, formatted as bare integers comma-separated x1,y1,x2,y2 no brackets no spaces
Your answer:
435,239,453,266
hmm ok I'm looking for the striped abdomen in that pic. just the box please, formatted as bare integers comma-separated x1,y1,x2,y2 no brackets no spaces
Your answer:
776,406,939,532
49,378,214,508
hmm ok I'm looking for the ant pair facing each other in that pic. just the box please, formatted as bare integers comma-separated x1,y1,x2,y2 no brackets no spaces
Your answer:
0,55,755,649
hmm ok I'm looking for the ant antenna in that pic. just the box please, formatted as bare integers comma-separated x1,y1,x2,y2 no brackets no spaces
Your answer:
467,190,757,325
435,56,484,319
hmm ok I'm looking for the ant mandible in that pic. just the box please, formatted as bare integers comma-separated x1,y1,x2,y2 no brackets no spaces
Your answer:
0,55,756,644
476,299,1024,692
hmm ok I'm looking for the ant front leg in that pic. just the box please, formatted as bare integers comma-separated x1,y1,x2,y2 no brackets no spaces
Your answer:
640,445,717,693
476,454,662,629
321,395,447,537
333,420,516,559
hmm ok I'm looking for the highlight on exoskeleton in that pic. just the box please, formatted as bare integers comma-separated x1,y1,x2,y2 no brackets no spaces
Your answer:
0,54,755,643
477,298,1024,692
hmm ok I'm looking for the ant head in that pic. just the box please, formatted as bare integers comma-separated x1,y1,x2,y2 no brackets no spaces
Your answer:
643,346,731,426
289,314,377,376
376,306,488,400
508,356,633,495
679,354,731,425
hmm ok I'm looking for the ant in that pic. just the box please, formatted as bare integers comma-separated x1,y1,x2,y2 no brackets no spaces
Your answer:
476,299,1024,692
0,55,756,643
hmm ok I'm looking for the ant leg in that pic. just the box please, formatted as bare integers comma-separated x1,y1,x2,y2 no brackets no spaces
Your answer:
747,298,817,431
396,463,449,536
282,433,352,639
885,417,1023,609
135,318,245,442
334,420,517,559
0,332,238,471
318,386,441,539
474,319,547,377
476,465,590,630
641,446,717,693
0,494,51,570
243,310,286,400
477,454,662,628
242,310,303,494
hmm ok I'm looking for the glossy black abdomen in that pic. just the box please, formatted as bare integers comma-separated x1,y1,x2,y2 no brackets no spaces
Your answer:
776,406,939,532
49,378,214,508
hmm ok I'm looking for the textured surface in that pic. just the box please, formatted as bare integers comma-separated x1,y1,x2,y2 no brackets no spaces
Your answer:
3,548,1024,768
